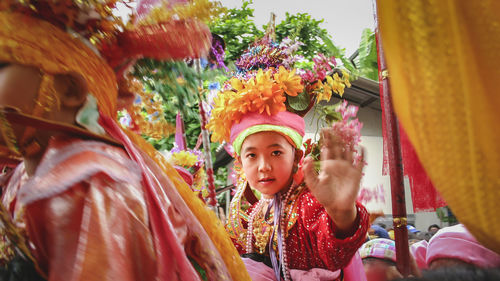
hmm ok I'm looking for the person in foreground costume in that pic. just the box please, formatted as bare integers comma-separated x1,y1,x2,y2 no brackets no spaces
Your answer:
207,38,369,280
0,1,249,280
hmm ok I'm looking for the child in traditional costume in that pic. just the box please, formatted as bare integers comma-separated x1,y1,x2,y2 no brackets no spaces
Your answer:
0,1,249,281
207,40,369,280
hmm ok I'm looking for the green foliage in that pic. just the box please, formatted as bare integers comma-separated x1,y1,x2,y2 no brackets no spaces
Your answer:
209,1,263,62
273,13,329,60
436,206,458,224
133,59,207,151
272,12,355,73
317,103,342,125
133,59,200,117
215,166,230,206
356,28,379,81
144,103,201,151
319,33,356,74
287,90,310,111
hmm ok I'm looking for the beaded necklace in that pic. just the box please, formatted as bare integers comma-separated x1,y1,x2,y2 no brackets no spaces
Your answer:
245,184,296,281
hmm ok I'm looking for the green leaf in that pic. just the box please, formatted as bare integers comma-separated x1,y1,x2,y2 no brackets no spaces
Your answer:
288,91,310,111
319,33,343,58
357,28,379,81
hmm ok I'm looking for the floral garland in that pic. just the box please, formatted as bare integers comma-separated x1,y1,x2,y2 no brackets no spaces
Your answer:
207,66,303,143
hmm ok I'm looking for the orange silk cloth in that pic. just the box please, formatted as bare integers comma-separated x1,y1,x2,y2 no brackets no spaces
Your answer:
377,1,500,254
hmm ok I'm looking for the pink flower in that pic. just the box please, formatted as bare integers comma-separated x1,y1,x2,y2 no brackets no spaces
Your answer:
331,101,364,165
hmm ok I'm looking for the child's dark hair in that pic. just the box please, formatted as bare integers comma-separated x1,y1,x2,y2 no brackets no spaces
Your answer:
394,266,500,281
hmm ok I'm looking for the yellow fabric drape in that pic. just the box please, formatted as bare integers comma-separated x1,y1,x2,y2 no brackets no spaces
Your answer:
377,0,500,254
124,131,251,281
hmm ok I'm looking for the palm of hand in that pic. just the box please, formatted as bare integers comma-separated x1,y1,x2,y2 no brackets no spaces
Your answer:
309,158,363,211
303,128,365,229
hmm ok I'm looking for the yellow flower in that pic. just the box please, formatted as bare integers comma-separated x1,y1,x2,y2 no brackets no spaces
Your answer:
341,70,351,87
240,69,286,115
273,66,304,97
315,80,333,103
331,73,346,96
207,91,236,143
252,69,276,97
176,77,186,85
172,151,198,167
231,77,245,91
252,86,286,115
207,67,307,142
233,90,257,114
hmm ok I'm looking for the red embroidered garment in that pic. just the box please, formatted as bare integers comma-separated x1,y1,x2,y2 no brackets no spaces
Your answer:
226,182,369,272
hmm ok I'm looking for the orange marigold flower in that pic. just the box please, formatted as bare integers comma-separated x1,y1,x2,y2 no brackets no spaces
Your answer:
250,69,277,98
252,86,287,115
273,66,303,97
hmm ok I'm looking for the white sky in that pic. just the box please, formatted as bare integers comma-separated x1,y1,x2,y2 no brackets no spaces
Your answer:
218,0,376,56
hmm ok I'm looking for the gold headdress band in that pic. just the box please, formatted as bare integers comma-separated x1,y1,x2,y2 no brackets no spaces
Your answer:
0,12,118,117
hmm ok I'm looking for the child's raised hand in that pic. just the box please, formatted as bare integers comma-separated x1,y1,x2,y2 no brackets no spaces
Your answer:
302,128,365,232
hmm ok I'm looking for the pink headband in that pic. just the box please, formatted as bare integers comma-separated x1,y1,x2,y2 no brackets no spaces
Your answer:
426,224,500,268
230,111,305,155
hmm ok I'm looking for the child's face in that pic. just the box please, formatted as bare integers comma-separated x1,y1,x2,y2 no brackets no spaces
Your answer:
239,131,296,199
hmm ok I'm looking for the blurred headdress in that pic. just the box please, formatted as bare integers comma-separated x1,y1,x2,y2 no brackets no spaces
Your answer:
0,2,251,280
0,0,215,116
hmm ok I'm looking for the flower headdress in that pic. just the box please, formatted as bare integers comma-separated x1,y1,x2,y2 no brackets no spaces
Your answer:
207,35,352,154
